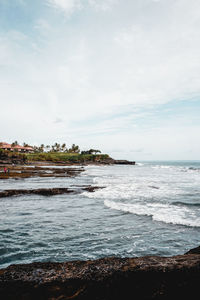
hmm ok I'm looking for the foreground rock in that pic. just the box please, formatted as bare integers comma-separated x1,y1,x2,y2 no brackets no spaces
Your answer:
185,245,200,255
0,248,199,300
0,186,104,198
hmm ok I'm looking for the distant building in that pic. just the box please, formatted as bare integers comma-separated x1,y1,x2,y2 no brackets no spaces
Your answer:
0,142,34,153
0,142,12,150
22,146,34,153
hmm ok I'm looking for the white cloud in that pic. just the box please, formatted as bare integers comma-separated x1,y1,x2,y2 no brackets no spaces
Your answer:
47,0,117,14
47,0,83,15
88,0,118,11
1,0,200,159
34,19,51,35
111,2,200,106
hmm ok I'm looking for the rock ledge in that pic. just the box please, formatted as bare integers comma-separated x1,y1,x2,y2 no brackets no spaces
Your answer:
0,247,200,299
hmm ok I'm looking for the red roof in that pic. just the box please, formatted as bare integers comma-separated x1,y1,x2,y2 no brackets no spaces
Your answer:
0,143,34,151
12,145,23,149
0,142,12,148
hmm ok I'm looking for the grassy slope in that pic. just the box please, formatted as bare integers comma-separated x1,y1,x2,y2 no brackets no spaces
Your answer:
26,152,110,163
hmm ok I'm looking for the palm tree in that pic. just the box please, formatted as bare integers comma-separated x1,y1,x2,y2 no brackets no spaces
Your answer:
51,143,60,152
61,143,66,152
55,143,61,152
69,144,80,153
39,144,44,153
11,141,19,146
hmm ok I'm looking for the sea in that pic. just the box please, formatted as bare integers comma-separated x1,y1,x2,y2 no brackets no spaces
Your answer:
0,161,200,269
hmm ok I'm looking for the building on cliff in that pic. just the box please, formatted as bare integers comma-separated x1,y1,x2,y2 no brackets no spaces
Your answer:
0,142,34,153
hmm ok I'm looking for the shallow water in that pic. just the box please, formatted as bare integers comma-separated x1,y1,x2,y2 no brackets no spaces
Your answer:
0,161,200,269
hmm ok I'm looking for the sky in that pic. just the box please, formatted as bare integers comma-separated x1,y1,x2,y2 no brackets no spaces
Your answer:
0,0,200,160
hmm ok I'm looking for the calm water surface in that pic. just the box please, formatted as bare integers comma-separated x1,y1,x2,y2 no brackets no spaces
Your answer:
0,161,200,269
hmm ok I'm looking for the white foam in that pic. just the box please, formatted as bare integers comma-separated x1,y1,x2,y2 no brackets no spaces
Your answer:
81,164,200,228
83,180,181,201
104,200,200,227
151,165,171,169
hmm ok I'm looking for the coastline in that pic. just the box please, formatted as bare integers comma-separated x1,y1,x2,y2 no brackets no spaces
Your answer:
0,148,135,167
0,158,135,180
1,160,199,299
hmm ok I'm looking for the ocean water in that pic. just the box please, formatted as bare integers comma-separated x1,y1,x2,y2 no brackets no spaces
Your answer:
0,161,200,269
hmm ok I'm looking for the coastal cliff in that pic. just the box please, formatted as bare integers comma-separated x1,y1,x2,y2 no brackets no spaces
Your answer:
0,149,135,166
0,247,199,300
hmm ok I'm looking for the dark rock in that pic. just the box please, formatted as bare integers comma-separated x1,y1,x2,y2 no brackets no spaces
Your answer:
0,250,200,300
0,188,72,197
185,246,200,255
83,186,103,192
0,186,104,198
113,160,135,165
0,166,84,180
149,186,160,189
83,158,136,165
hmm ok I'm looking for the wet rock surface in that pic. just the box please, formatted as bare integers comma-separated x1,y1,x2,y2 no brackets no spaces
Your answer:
185,245,200,255
113,160,135,165
0,248,199,300
0,186,104,198
0,166,84,179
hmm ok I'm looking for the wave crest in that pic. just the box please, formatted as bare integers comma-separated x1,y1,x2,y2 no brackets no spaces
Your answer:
104,200,200,227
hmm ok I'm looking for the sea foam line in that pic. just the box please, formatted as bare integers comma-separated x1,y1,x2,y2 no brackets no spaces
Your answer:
104,200,200,227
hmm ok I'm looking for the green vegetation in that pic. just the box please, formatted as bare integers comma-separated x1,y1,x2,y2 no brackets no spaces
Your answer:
25,142,106,162
26,152,110,163
81,149,101,155
0,141,108,163
33,143,82,153
0,149,26,162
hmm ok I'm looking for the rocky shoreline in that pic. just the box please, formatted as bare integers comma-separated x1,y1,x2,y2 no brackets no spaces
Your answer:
0,165,85,179
0,157,135,167
0,246,199,299
0,160,135,180
0,186,104,197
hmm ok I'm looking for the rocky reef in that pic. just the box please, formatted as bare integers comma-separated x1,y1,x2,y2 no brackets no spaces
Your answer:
0,247,199,299
0,186,104,198
113,160,135,165
0,166,84,180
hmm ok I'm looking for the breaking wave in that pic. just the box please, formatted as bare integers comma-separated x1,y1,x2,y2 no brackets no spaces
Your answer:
104,200,200,227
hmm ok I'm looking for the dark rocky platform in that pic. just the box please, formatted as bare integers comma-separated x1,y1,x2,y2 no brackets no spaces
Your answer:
0,186,104,198
0,247,199,299
0,166,84,180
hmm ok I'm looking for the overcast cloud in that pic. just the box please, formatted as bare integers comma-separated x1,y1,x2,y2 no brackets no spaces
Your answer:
0,0,200,160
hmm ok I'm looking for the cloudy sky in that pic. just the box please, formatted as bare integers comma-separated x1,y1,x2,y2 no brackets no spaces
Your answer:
0,0,200,160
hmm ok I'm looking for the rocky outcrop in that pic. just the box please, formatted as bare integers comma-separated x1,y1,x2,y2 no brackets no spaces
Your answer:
185,245,200,255
87,159,136,165
113,160,135,165
0,159,25,165
0,166,84,180
0,186,104,198
0,247,199,300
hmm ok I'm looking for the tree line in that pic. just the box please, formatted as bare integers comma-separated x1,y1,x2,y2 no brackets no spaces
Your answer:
8,141,101,155
34,143,80,153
